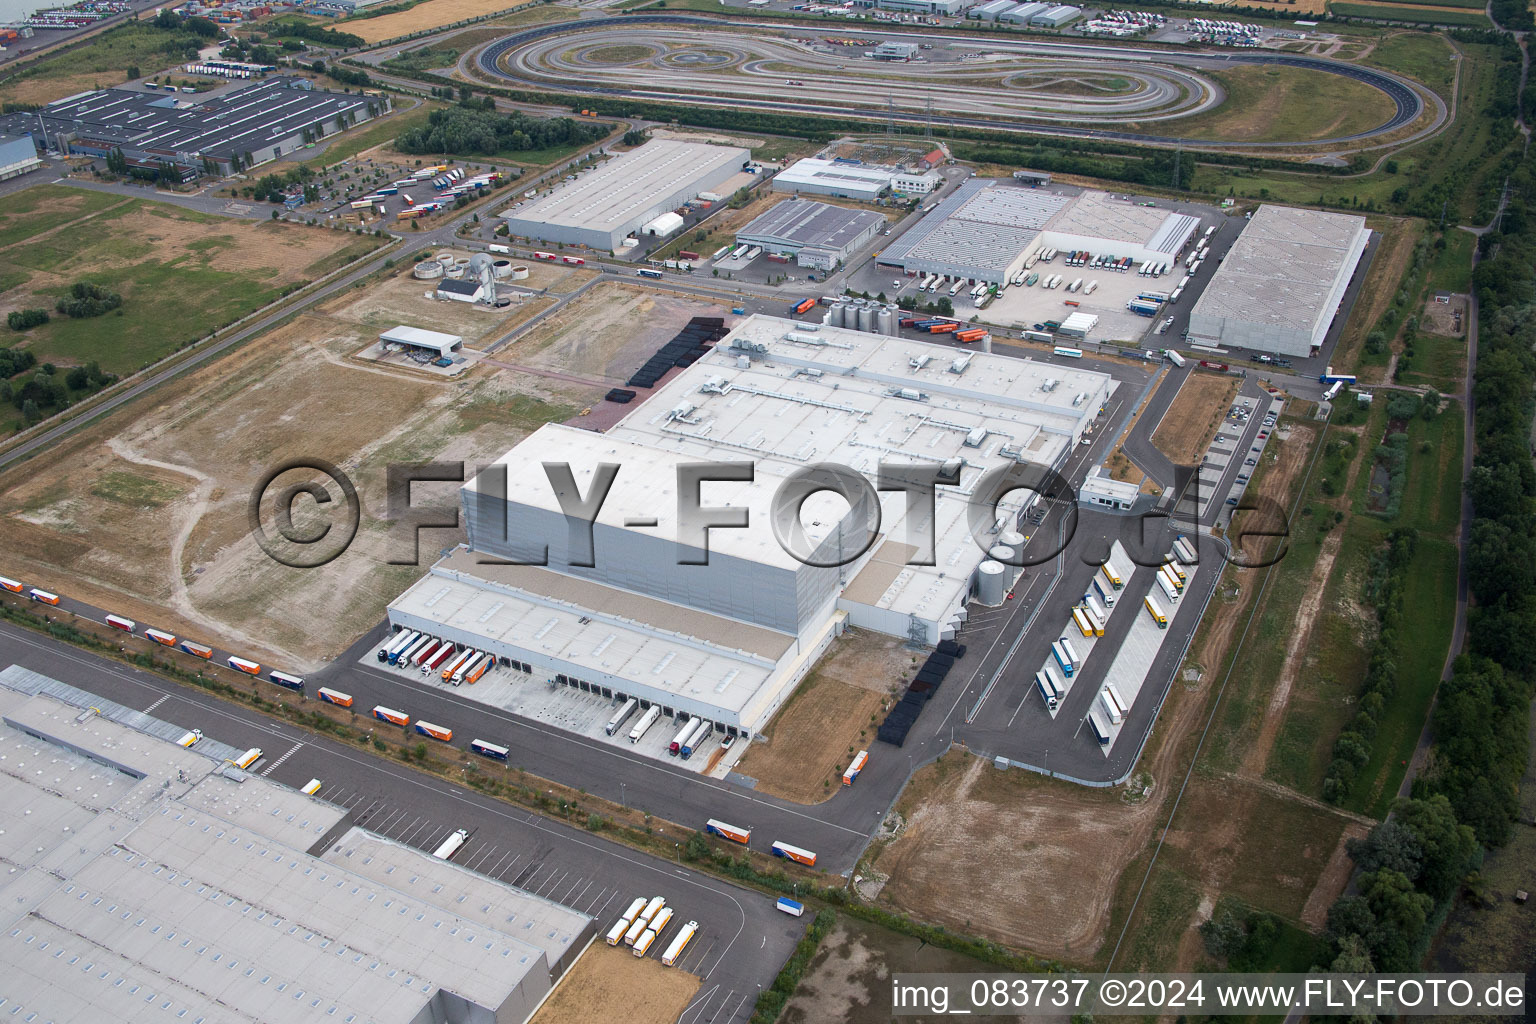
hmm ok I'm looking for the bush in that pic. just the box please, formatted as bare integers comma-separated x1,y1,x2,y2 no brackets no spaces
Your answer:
55,282,123,319
7,308,49,331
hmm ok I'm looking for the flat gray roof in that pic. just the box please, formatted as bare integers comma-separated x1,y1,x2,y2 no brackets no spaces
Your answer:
0,665,589,1024
1189,204,1368,333
501,139,747,234
882,179,1069,276
735,198,885,254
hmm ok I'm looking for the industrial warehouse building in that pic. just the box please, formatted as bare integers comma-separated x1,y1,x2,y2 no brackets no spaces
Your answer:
0,665,592,1024
500,139,748,251
0,77,387,175
381,325,462,357
0,133,42,180
999,1,1049,22
388,316,1115,736
734,198,885,269
872,0,966,13
1186,204,1369,357
877,179,1199,285
773,158,893,201
1030,3,1081,25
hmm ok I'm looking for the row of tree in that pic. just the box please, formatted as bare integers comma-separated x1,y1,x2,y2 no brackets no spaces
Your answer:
393,102,608,157
1317,112,1536,979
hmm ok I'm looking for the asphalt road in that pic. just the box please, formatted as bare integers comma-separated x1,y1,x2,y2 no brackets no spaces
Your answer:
0,621,799,1024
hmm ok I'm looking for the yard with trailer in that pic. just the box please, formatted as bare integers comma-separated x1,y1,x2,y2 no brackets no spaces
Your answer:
0,260,599,670
529,944,699,1024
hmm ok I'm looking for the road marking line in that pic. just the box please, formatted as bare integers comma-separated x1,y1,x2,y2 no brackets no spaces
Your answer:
260,742,303,776
144,695,170,714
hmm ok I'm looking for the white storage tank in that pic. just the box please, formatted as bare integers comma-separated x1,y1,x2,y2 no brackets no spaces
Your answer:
436,251,456,266
828,302,847,328
876,304,896,335
1000,529,1026,548
856,304,875,332
988,544,1015,563
492,259,513,279
413,261,445,280
975,560,1006,606
509,265,529,280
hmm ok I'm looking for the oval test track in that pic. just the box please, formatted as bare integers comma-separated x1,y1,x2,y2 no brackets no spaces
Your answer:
475,15,1439,152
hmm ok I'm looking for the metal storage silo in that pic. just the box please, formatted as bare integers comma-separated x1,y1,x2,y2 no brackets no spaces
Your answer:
988,544,1015,564
876,304,896,335
829,302,847,328
856,304,875,332
1000,529,1026,549
975,560,1006,606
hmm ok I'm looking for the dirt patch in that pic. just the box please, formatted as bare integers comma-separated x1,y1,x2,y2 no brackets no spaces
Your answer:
1240,453,1334,775
1300,821,1371,929
781,915,1023,1024
345,0,538,43
1151,372,1241,468
734,629,911,803
0,262,601,669
1420,294,1465,336
874,753,1163,958
509,283,733,385
531,943,699,1024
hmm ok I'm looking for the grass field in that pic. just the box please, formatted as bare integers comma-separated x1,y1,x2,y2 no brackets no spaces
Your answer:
298,101,444,164
1191,41,1512,226
1346,0,1485,8
1159,64,1397,143
1329,1,1491,24
1150,372,1239,467
0,185,384,380
1363,31,1459,96
0,21,205,106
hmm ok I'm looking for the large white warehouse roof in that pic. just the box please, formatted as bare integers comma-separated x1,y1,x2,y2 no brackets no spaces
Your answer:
1187,204,1368,355
0,665,590,1024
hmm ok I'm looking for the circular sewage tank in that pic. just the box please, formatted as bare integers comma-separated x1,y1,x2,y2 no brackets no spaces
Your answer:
492,259,513,279
413,261,445,280
453,257,471,269
445,266,465,279
509,265,529,280
436,251,456,266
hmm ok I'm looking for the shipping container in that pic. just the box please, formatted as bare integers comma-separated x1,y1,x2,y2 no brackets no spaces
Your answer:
318,687,354,707
681,719,713,759
771,840,817,866
705,818,751,844
431,828,469,860
1086,709,1111,745
668,715,695,756
1053,346,1083,359
776,898,805,917
415,720,453,742
233,747,263,770
1051,640,1075,677
471,738,510,760
842,749,868,785
1035,669,1060,711
606,697,639,735
373,705,410,727
628,704,662,743
268,670,304,691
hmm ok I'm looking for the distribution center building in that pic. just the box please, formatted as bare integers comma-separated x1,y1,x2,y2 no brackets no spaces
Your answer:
878,180,1200,285
0,77,387,175
500,139,749,250
0,665,593,1024
734,198,886,269
388,315,1116,737
1186,204,1369,357
772,158,893,202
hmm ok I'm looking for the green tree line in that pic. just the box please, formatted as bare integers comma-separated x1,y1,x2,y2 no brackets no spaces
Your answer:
393,103,608,157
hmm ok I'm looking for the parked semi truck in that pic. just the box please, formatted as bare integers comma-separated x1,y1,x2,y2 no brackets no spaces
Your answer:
680,719,714,759
628,705,662,743
1166,350,1186,368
